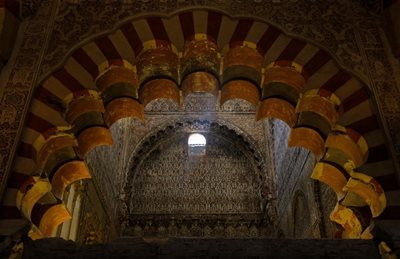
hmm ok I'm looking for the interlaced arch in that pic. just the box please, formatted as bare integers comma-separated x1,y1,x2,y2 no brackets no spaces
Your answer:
2,8,390,242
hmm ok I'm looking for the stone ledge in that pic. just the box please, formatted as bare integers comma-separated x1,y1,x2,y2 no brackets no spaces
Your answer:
22,237,381,259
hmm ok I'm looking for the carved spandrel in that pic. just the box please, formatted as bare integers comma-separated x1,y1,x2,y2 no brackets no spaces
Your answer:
183,94,218,112
350,8,400,155
0,0,58,199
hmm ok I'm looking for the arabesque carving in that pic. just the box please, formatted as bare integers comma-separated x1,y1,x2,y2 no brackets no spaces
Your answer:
125,120,274,237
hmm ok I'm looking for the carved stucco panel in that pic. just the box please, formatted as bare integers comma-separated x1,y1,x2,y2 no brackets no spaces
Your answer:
349,5,400,154
83,110,271,232
121,115,276,237
0,0,59,198
130,136,261,214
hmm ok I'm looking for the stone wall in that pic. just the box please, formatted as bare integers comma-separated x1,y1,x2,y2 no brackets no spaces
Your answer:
76,181,117,244
22,237,381,259
318,182,339,238
273,142,320,238
264,116,341,238
83,119,133,228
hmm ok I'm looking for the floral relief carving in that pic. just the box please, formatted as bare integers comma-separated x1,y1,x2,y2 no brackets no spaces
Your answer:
121,118,274,237
0,0,58,196
130,137,261,214
0,105,17,126
348,2,400,153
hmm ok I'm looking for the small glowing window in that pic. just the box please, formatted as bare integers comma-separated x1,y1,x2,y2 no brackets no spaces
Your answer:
188,133,206,156
188,133,206,147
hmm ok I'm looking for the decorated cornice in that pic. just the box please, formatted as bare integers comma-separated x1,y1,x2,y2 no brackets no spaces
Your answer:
125,213,274,238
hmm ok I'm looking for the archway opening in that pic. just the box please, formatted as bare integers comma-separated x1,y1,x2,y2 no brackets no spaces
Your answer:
5,8,390,248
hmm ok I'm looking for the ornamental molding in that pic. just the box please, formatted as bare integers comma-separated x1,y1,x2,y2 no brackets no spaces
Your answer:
125,213,274,238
